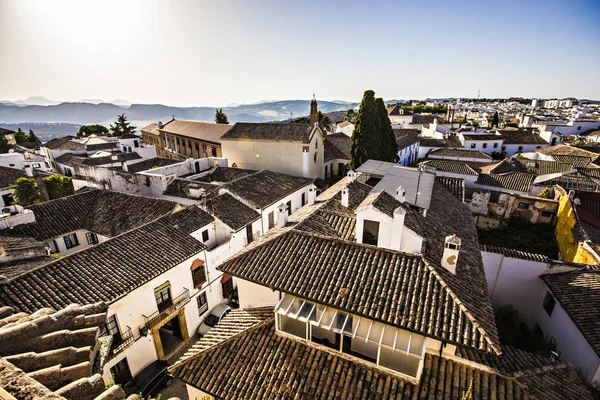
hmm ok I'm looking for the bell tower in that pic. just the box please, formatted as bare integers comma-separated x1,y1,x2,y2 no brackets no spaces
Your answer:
310,94,319,126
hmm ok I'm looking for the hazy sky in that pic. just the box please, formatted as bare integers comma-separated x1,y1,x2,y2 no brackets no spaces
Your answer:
1,0,599,106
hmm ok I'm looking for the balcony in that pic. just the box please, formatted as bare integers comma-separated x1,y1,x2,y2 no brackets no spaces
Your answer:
99,326,134,360
143,288,190,331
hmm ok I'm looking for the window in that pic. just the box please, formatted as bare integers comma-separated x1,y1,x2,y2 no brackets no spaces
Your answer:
482,143,488,149
489,192,500,203
134,140,139,148
222,277,234,299
202,145,207,156
493,143,498,148
518,146,523,152
301,193,306,206
577,126,581,131
517,202,529,210
286,200,292,216
325,165,329,178
110,358,132,386
195,143,200,154
246,225,254,244
338,163,345,176
154,283,172,311
502,146,506,151
105,314,122,344
268,211,274,229
201,229,209,242
192,264,207,288
542,211,553,218
470,143,476,149
63,233,79,249
362,220,380,246
211,147,217,157
85,232,99,245
542,291,556,316
197,292,208,316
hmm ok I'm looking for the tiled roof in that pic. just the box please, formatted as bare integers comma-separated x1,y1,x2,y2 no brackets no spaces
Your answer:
393,129,420,149
421,159,479,176
386,104,413,116
412,114,447,125
158,120,232,144
457,345,555,374
220,229,498,352
475,173,534,192
163,178,220,200
0,206,213,313
222,123,313,142
84,142,119,151
541,267,600,356
0,126,15,135
0,302,127,399
429,148,492,160
323,132,351,161
7,189,180,241
174,307,274,363
536,145,600,164
514,159,575,175
480,245,549,263
206,193,260,231
419,137,463,148
0,166,26,189
435,176,465,201
140,122,160,136
551,154,594,168
170,315,592,400
124,157,181,173
0,256,54,282
54,152,142,167
499,129,548,145
41,136,82,150
463,133,504,141
194,166,256,183
223,170,313,209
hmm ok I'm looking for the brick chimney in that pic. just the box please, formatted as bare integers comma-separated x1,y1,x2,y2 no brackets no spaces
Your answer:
441,235,461,274
341,187,349,207
277,203,288,228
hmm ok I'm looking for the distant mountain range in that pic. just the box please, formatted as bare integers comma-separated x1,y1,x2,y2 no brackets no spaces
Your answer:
0,98,360,138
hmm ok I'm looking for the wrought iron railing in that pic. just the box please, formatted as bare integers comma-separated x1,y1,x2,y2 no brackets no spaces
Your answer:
112,326,134,355
143,288,191,330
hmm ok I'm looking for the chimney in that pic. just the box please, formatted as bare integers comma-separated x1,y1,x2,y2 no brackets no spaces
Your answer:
277,203,288,228
395,186,406,203
390,206,406,251
347,170,356,183
307,184,317,205
441,235,461,274
341,187,349,207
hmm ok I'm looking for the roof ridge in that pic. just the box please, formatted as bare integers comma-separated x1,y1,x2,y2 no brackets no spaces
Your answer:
421,257,502,355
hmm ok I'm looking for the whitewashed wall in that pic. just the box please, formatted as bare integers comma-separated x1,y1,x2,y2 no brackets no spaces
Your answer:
237,279,280,308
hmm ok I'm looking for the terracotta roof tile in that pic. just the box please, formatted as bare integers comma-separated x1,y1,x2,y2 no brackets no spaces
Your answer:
222,123,313,142
421,159,479,176
475,173,534,192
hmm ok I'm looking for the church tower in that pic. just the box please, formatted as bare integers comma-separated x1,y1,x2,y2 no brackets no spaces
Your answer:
310,94,319,126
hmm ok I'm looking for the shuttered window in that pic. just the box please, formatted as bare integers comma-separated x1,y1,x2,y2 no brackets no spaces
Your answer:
197,292,208,316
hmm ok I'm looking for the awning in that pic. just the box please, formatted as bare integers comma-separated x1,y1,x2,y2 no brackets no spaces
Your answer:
221,273,232,283
190,259,204,271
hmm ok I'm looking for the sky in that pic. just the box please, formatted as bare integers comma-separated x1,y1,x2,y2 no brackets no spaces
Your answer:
1,0,599,106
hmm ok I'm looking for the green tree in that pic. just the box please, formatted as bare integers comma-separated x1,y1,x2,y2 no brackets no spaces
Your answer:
376,98,399,163
27,129,40,143
214,109,229,124
345,108,355,121
0,135,10,153
350,90,382,169
10,177,41,206
14,128,27,144
77,124,109,137
109,114,137,137
318,111,331,130
491,111,499,128
43,175,74,200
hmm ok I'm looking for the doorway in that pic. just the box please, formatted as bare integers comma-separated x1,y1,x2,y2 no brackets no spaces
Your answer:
246,225,254,244
195,161,201,174
110,358,132,386
158,315,183,357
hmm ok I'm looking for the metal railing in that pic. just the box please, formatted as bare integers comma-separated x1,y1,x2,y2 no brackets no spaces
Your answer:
143,288,191,331
111,326,134,355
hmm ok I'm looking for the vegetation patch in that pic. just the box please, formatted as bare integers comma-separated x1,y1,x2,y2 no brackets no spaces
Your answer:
478,219,559,258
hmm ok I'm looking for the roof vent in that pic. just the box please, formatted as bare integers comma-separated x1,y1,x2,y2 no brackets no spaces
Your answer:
307,184,317,205
441,234,461,274
395,186,406,203
347,169,356,183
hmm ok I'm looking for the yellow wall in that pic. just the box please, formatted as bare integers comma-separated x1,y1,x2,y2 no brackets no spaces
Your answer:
554,193,598,265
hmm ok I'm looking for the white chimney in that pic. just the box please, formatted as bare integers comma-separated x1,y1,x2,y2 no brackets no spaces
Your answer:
307,184,317,205
24,167,33,177
390,206,406,251
347,170,356,183
395,186,406,203
276,203,288,228
341,187,349,207
441,235,461,274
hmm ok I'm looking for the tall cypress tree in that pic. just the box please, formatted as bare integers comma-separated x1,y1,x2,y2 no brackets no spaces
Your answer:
350,90,381,169
376,98,399,163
